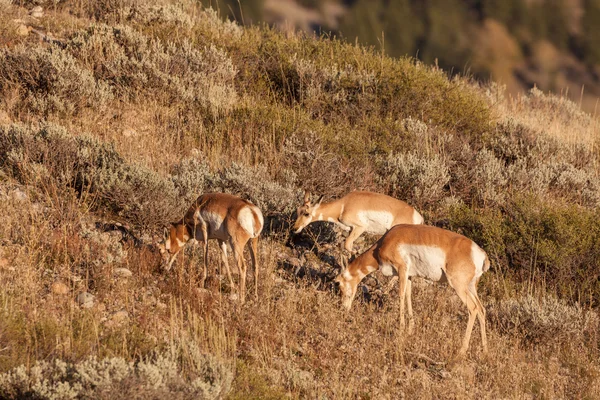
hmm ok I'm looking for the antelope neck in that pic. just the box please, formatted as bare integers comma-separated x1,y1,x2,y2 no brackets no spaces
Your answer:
316,200,343,221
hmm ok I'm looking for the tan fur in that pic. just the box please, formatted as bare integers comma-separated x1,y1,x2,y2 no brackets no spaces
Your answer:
335,224,489,357
293,191,423,253
159,193,263,303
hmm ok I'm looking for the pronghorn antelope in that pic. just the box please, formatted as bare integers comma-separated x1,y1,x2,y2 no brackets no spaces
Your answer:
335,224,489,357
158,193,263,302
293,191,424,254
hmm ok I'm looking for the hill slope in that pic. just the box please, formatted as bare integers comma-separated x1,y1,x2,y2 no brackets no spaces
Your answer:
0,0,599,398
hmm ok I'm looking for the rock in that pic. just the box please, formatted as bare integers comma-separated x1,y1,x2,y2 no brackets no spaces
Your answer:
9,188,27,202
0,110,10,125
77,292,95,308
114,268,132,278
29,6,44,18
228,293,239,301
0,258,9,270
51,281,69,295
105,310,129,327
286,257,302,268
15,24,30,36
439,370,452,379
122,128,137,138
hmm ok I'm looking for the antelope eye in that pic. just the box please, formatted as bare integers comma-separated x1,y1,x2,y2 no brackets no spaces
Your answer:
304,212,310,217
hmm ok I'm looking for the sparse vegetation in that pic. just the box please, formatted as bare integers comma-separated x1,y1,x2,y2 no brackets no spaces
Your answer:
0,0,599,398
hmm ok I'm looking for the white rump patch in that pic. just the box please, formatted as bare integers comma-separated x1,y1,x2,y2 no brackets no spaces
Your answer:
398,244,446,282
251,205,264,236
471,242,487,279
238,207,257,237
412,210,424,225
357,211,394,234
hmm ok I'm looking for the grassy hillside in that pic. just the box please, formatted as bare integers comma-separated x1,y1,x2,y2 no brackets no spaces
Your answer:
212,0,600,112
0,0,599,398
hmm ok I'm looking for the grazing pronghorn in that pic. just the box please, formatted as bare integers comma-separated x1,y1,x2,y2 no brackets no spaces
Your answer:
335,224,489,357
293,191,424,254
158,193,263,302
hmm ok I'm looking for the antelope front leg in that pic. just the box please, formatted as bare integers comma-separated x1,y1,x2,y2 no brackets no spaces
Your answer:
165,248,182,271
396,266,409,331
201,240,208,288
405,279,414,334
343,226,366,254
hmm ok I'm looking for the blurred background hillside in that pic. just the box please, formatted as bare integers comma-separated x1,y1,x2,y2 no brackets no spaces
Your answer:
206,0,600,113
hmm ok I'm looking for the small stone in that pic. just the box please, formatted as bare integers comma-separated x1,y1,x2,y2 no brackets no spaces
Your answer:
122,128,137,138
15,24,30,36
228,293,239,301
0,110,10,125
77,292,95,308
51,281,69,295
114,268,132,278
439,370,452,379
30,6,44,18
9,189,27,202
0,258,9,269
286,257,302,268
106,310,129,327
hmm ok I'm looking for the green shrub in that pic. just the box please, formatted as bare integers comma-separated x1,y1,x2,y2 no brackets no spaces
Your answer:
253,31,492,138
444,196,600,305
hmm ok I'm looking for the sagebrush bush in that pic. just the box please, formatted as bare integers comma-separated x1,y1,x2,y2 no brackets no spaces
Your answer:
281,131,371,199
488,294,599,347
66,24,238,117
0,45,113,118
0,123,181,230
376,151,450,208
0,345,233,399
211,162,301,216
472,148,508,205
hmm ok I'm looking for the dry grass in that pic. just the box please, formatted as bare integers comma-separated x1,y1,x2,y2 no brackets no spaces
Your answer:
0,0,599,398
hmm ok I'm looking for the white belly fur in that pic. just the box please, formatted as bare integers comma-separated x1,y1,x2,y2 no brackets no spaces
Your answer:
199,211,228,240
380,262,396,277
356,211,394,234
398,244,446,282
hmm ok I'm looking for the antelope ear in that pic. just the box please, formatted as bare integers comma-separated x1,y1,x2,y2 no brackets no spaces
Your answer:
163,227,169,239
315,195,324,206
303,190,311,205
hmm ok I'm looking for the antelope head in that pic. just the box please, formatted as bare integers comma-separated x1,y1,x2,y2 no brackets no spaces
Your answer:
292,191,324,234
